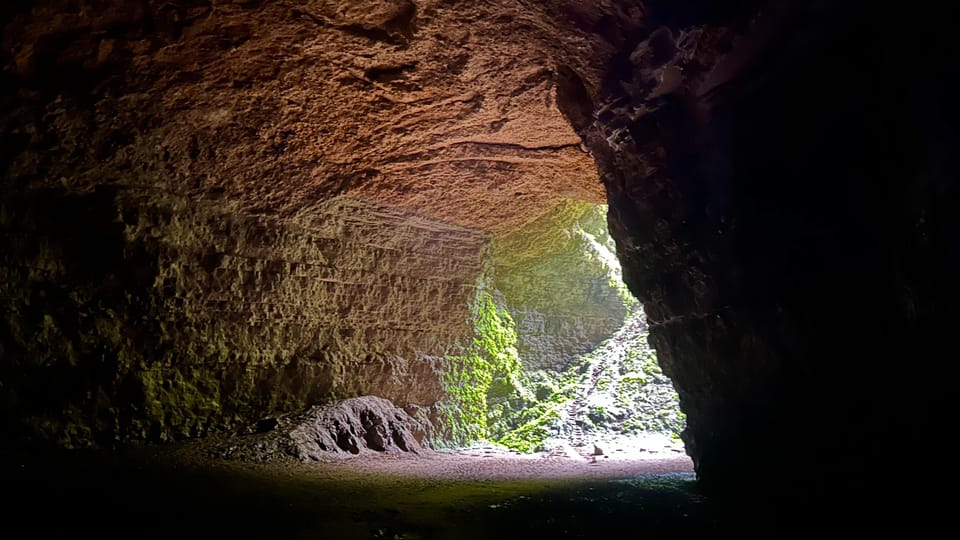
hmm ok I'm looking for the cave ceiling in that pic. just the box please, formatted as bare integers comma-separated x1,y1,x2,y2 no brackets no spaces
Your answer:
0,0,661,234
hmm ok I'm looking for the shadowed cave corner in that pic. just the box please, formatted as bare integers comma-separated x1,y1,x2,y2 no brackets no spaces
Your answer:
577,0,960,527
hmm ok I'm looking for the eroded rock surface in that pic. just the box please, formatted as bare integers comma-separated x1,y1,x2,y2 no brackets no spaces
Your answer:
2,1,958,515
578,0,960,499
0,0,640,448
215,395,431,462
0,0,623,232
0,192,485,446
493,201,635,371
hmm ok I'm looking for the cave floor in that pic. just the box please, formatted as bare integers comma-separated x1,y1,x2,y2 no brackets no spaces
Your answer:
5,440,896,539
4,443,729,539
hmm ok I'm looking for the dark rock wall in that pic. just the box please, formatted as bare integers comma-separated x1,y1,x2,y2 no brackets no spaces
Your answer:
1,190,487,447
580,0,959,496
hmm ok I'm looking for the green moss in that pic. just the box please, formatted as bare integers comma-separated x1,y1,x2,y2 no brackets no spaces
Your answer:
138,365,223,441
436,202,682,451
610,329,685,437
496,400,563,453
437,282,611,452
22,410,95,449
438,289,524,446
489,358,589,452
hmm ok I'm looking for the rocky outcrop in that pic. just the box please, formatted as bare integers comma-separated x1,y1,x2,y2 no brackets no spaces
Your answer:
214,396,431,462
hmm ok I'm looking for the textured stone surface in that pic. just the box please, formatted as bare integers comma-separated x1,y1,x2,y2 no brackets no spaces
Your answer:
212,395,431,462
2,0,958,515
0,0,641,447
0,0,621,233
577,1,960,497
492,201,634,371
0,190,486,446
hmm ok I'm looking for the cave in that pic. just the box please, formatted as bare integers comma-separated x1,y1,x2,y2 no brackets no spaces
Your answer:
2,0,957,537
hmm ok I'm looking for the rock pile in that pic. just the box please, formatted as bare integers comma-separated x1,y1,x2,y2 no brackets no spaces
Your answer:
216,396,433,462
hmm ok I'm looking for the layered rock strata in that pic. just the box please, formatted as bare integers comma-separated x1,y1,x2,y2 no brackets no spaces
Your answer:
0,193,486,446
2,1,957,513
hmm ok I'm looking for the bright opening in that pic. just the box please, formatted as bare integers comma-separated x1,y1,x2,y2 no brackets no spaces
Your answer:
439,201,686,461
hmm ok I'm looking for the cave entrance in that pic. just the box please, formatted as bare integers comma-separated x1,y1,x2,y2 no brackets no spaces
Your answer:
465,201,686,459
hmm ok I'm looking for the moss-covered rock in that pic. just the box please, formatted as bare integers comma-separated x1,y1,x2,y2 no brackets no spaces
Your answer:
492,201,636,372
490,311,683,453
435,286,525,446
433,200,680,453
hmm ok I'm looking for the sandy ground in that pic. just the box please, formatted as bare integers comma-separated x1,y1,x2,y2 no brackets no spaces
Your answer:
4,438,927,540
3,437,714,539
328,434,692,482
163,431,694,484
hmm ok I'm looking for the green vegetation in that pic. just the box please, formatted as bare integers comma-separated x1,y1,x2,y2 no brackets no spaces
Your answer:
439,280,604,452
610,332,685,436
438,289,525,446
490,367,581,452
489,316,686,450
438,201,683,451
494,401,563,453
491,202,636,331
437,294,684,452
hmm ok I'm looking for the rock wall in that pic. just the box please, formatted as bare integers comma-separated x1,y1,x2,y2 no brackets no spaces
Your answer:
5,0,957,515
575,0,960,500
492,201,634,371
0,0,625,448
1,190,487,446
0,0,611,234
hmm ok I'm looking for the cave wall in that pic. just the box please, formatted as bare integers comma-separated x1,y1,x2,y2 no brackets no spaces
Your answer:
492,201,634,371
0,0,614,234
1,0,636,447
1,190,487,446
4,0,956,510
577,0,960,496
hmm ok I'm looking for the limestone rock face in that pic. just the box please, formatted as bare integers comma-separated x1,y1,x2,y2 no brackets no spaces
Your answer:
3,0,958,513
0,0,622,232
0,0,642,447
0,190,485,446
492,201,635,371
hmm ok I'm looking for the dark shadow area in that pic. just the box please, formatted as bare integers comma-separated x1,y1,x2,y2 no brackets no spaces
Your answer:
586,2,960,530
3,447,936,539
2,1,958,537
2,448,707,539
